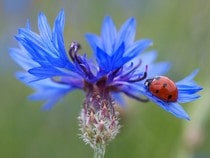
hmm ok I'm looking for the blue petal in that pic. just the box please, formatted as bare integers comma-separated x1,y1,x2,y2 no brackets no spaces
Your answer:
29,79,71,100
130,51,171,78
16,31,57,66
53,9,65,32
28,66,70,79
148,62,171,77
176,69,202,103
96,43,129,73
95,46,111,69
28,79,73,110
16,72,41,83
178,85,202,94
17,29,46,54
178,93,200,103
85,33,100,55
124,39,153,59
25,19,31,30
140,51,158,63
145,91,190,120
52,9,68,62
101,16,117,55
110,42,126,69
166,102,190,120
38,12,52,41
38,13,63,58
16,73,74,109
115,17,136,49
9,47,38,70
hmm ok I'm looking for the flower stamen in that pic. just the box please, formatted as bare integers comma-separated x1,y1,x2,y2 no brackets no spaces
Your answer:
69,41,81,61
128,65,148,82
69,41,94,79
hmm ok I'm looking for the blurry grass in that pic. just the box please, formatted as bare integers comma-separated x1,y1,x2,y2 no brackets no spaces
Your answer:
175,83,210,158
0,0,209,157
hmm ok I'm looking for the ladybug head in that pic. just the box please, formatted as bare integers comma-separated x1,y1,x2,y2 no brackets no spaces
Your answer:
144,78,154,87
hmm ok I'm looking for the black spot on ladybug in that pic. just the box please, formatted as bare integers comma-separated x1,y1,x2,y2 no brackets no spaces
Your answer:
155,90,159,93
163,83,167,88
168,95,172,100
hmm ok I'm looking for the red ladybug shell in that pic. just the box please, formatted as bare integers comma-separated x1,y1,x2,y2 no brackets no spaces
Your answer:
145,76,178,102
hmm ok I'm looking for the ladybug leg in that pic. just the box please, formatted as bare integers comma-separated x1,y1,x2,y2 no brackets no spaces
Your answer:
128,65,148,83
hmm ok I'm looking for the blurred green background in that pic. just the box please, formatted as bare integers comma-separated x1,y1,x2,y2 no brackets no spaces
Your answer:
0,0,209,157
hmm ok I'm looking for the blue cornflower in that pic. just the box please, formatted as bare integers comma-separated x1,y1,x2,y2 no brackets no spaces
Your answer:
10,9,202,157
10,9,201,121
10,10,152,109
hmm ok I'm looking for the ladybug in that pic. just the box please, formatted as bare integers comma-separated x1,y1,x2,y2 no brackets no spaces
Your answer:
144,76,178,102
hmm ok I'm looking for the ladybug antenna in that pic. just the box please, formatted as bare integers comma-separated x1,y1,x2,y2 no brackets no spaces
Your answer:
128,65,148,83
145,65,148,72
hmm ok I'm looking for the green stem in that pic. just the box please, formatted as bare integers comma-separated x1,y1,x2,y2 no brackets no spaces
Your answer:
93,144,106,158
